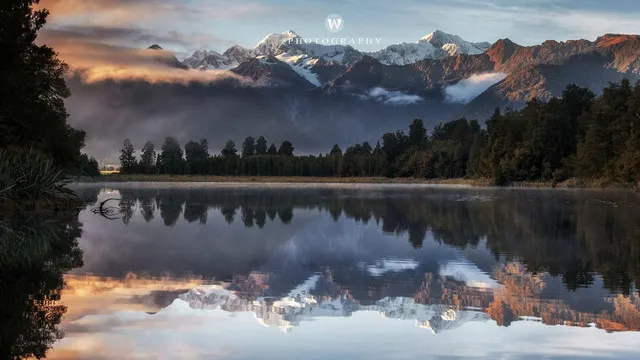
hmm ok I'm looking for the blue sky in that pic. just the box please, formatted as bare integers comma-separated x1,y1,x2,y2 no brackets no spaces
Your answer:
40,0,640,56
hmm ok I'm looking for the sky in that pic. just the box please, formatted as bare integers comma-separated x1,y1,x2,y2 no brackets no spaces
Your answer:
39,0,640,58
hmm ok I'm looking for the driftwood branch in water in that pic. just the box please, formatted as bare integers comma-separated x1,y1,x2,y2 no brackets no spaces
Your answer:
91,198,121,220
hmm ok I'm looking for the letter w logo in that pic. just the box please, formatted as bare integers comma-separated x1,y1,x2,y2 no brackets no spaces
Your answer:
326,18,342,30
325,14,343,33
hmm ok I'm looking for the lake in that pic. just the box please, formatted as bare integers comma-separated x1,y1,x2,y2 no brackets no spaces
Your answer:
2,183,640,359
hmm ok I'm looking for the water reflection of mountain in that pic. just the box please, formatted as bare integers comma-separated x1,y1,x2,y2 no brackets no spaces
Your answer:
71,185,640,335
179,272,491,334
177,267,640,334
76,185,640,295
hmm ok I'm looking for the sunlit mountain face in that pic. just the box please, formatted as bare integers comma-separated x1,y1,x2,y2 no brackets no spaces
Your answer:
14,184,634,359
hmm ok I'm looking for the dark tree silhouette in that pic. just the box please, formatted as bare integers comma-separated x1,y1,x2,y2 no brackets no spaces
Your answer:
0,0,86,169
278,140,294,156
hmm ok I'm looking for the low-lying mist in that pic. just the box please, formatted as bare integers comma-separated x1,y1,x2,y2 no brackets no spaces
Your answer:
67,77,457,163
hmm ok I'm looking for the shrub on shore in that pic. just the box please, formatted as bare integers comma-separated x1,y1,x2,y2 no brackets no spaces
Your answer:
0,149,75,207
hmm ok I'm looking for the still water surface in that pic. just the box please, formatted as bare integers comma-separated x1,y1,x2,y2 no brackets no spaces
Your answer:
7,183,640,359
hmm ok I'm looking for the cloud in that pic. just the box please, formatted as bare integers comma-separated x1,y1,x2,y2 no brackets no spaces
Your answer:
359,87,423,105
38,28,253,85
444,72,508,104
38,0,275,26
41,25,196,48
38,0,168,25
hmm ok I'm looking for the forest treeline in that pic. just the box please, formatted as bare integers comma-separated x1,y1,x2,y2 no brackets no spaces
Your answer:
119,80,640,185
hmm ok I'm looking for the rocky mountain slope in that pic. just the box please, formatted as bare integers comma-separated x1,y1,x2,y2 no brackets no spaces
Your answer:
178,31,640,117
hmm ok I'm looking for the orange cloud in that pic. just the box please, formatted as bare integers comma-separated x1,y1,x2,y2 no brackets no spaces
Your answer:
59,274,209,322
37,28,255,85
38,0,166,25
38,0,274,26
46,274,229,360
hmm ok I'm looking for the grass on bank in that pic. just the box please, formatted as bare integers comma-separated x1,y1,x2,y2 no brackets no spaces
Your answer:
0,149,78,211
76,173,639,190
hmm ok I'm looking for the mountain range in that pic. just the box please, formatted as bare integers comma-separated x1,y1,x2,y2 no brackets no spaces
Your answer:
172,30,640,111
68,30,640,160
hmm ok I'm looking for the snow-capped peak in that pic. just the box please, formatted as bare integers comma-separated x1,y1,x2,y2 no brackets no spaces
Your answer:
419,30,461,46
418,30,491,56
255,30,301,56
180,29,491,80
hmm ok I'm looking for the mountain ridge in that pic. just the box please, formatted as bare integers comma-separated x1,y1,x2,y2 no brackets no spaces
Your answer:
131,32,640,122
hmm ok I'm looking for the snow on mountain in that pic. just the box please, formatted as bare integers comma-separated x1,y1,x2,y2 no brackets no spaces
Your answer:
181,49,244,70
275,53,322,86
223,45,254,64
279,41,360,67
419,30,491,56
181,29,490,77
177,277,489,333
366,30,490,65
364,259,420,276
255,30,300,56
369,42,440,65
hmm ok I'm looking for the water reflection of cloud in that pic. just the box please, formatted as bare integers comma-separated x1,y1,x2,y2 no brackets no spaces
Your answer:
439,261,500,289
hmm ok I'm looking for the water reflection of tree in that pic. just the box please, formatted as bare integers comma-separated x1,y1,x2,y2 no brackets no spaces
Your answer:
0,212,83,359
84,187,640,293
158,191,183,227
138,191,156,223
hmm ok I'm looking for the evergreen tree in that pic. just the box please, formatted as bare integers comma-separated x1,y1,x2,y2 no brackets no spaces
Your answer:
256,136,268,155
221,140,238,157
242,136,256,157
330,144,342,156
158,137,184,174
119,139,137,174
278,140,294,156
140,141,156,174
267,143,278,155
185,139,209,174
408,119,427,148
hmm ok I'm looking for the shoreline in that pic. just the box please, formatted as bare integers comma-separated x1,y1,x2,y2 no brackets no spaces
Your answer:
71,175,639,191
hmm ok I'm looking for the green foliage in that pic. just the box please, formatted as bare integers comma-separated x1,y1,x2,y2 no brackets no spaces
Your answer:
481,80,639,185
0,149,74,204
0,0,86,170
